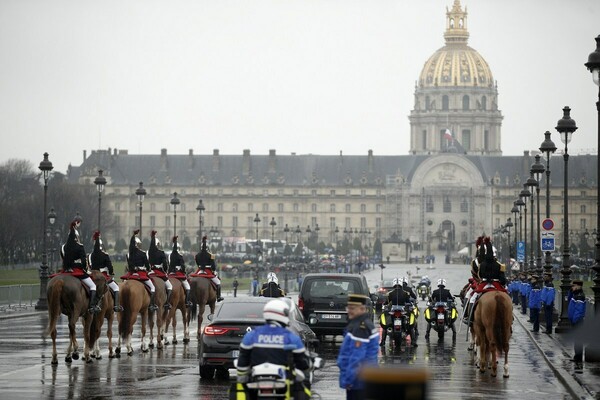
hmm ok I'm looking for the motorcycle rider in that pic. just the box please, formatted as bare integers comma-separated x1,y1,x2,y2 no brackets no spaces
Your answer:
259,272,286,298
236,299,311,399
426,278,457,340
402,277,418,303
379,278,411,347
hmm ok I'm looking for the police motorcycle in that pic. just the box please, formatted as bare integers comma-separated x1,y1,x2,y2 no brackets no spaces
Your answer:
382,302,418,348
424,300,458,340
417,276,431,301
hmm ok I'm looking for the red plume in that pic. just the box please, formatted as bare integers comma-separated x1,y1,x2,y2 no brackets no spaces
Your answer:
133,229,140,235
172,236,178,243
475,236,483,247
202,235,208,241
93,231,101,240
151,230,157,237
70,221,77,229
484,236,490,244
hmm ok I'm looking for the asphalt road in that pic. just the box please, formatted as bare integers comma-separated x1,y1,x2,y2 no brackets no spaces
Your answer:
0,261,592,399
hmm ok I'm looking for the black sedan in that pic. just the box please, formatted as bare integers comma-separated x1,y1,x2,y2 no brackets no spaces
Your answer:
199,297,317,379
374,280,395,312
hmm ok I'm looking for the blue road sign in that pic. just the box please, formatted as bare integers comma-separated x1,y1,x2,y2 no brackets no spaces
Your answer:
517,241,525,262
541,231,555,252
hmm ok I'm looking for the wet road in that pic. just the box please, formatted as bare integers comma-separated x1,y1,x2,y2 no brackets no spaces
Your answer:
0,263,577,399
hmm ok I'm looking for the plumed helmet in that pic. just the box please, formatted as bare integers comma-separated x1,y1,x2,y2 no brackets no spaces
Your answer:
392,278,401,287
172,236,180,251
437,278,447,287
263,299,290,326
155,238,161,248
267,272,279,284
93,231,103,249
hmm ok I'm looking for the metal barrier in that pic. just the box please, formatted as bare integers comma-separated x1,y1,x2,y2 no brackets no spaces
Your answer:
0,284,39,311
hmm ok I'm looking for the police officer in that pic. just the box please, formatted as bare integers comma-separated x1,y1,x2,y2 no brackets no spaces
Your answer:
402,277,417,303
236,299,311,399
528,275,542,333
426,278,456,340
260,272,286,298
194,235,224,302
337,294,379,400
89,231,123,312
568,280,587,362
379,278,411,347
540,274,555,334
127,230,158,311
148,230,173,310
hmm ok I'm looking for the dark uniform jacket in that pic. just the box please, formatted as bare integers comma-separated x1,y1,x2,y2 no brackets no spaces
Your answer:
169,251,186,274
90,247,114,275
386,287,411,306
431,287,453,303
148,238,168,272
62,233,87,271
479,258,507,285
260,282,285,298
128,247,150,273
403,284,417,301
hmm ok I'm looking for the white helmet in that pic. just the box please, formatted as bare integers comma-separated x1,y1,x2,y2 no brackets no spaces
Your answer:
401,277,409,285
267,272,279,284
263,299,290,326
392,278,401,287
437,278,447,287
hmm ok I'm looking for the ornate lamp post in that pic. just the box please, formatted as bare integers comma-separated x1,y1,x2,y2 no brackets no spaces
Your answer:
531,155,545,275
47,208,56,274
135,181,146,236
511,202,520,265
335,226,339,256
314,223,320,263
283,224,290,292
515,198,525,271
525,172,538,271
94,169,107,232
519,187,531,271
540,131,557,278
170,192,180,237
555,106,578,333
505,218,513,268
196,199,205,250
295,225,302,261
306,226,312,262
270,217,276,262
35,152,53,310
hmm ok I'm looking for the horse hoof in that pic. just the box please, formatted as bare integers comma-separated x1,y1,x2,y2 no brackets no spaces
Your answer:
503,373,509,378
115,347,121,355
65,357,72,363
115,353,121,359
142,348,149,353
96,355,102,360
72,352,79,360
183,338,190,344
173,339,178,344
86,358,93,364
127,351,134,356
109,354,115,359
148,343,154,349
51,360,58,366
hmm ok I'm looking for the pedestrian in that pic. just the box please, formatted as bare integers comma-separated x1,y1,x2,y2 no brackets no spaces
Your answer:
519,273,530,315
528,275,542,333
567,279,586,362
540,274,555,334
252,274,258,296
337,294,379,400
233,278,239,298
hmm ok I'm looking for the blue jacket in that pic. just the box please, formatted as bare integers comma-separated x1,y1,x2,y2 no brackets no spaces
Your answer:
540,284,555,306
519,281,530,296
337,313,379,390
528,284,542,309
567,290,586,324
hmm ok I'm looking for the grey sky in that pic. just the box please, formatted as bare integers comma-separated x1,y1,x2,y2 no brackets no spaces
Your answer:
0,0,599,173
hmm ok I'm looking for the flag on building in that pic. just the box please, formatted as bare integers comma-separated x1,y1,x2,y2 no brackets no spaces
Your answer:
444,128,453,141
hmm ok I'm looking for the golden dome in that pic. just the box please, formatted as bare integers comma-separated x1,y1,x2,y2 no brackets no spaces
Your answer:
418,1,494,88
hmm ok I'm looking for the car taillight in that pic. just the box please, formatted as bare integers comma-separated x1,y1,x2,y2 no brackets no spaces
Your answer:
298,297,304,311
204,326,240,336
378,288,387,293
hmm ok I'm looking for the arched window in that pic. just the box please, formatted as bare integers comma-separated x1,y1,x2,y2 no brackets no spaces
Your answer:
442,95,449,111
462,95,470,110
481,96,487,110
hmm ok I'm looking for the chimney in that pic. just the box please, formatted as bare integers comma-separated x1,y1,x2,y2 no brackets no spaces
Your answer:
243,149,251,176
212,149,220,172
367,149,374,173
268,149,276,173
188,149,195,170
160,148,168,171
113,148,118,156
83,150,87,163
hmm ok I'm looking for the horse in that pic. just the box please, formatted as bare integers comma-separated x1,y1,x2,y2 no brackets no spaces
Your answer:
188,275,217,339
116,279,151,356
147,276,167,349
163,277,190,344
90,288,115,359
45,270,107,364
472,290,513,377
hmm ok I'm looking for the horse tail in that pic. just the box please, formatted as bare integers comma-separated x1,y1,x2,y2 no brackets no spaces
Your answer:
494,293,508,355
44,278,63,337
119,283,132,339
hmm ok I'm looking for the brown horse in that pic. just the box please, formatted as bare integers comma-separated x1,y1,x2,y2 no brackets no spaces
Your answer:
148,276,167,349
188,276,217,339
45,271,107,364
116,279,151,356
90,288,115,359
163,277,190,344
473,290,513,377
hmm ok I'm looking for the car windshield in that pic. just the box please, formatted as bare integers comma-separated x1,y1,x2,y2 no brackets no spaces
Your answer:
308,279,359,297
382,280,394,288
217,301,266,320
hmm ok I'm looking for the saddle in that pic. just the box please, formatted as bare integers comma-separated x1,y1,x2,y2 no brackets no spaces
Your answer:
149,267,168,280
189,268,216,279
120,269,150,281
474,281,507,294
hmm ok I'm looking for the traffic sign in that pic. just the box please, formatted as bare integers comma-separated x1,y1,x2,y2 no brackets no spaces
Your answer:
541,231,555,252
542,218,555,231
516,241,525,262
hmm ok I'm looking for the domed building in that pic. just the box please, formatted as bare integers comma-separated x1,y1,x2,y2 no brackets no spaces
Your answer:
409,0,503,155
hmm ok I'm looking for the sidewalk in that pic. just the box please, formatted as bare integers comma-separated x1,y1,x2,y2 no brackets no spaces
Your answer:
513,309,600,399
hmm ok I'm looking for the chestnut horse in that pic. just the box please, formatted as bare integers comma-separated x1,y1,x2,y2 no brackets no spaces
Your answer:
163,277,190,344
473,291,513,377
188,276,217,339
147,276,167,349
90,288,115,359
116,279,151,356
45,271,107,364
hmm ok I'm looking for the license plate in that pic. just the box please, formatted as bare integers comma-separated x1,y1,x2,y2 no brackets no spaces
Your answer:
437,313,445,319
321,314,342,319
394,319,402,326
232,350,239,358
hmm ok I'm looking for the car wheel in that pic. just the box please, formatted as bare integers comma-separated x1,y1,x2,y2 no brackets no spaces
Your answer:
199,364,216,379
215,367,230,379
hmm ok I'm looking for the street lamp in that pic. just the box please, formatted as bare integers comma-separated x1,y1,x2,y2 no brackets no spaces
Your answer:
94,169,107,232
283,223,290,293
170,192,180,237
525,172,538,272
585,35,600,319
135,181,146,236
306,225,312,262
505,218,513,268
531,155,545,275
295,225,302,260
47,208,56,274
35,152,53,310
196,199,205,250
511,202,519,261
314,224,320,263
335,226,339,255
519,187,531,271
270,217,276,262
540,130,557,278
555,106,578,333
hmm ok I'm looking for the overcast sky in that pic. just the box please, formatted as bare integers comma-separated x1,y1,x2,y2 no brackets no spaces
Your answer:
1,0,599,174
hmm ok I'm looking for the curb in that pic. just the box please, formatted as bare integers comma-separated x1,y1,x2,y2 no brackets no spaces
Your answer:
513,311,594,400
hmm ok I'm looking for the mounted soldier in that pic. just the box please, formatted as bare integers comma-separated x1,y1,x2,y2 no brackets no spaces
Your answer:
169,236,194,306
193,236,224,302
125,229,158,311
148,230,173,310
89,231,123,312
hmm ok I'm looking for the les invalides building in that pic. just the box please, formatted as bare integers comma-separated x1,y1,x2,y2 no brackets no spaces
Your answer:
67,1,596,261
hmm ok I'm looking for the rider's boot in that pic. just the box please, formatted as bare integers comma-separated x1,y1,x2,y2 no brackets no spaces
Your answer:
113,291,124,312
451,323,457,340
185,289,192,307
462,303,471,324
216,284,224,302
425,325,431,340
148,292,159,312
164,289,172,310
88,290,101,314
379,329,387,346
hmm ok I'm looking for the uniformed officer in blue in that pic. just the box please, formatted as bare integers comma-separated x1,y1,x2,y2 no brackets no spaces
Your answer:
236,299,311,399
337,293,379,400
